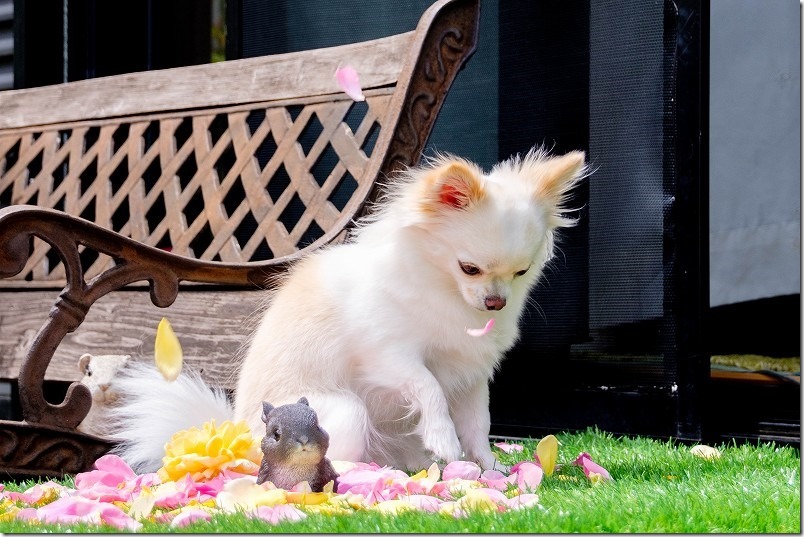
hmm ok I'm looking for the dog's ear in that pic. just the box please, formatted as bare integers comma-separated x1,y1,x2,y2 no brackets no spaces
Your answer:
427,161,485,211
531,150,586,205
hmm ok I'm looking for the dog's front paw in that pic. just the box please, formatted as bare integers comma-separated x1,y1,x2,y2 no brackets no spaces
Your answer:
423,428,463,464
476,451,507,473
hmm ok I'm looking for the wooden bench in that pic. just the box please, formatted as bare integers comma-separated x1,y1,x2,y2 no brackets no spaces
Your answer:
0,0,479,479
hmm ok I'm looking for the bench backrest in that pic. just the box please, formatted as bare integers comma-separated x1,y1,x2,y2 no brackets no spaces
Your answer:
0,0,479,480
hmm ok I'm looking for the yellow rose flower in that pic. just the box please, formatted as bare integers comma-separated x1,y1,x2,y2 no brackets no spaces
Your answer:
158,419,262,482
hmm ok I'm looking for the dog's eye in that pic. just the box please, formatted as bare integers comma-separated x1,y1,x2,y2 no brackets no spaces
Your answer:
515,268,529,277
271,428,281,441
459,262,481,276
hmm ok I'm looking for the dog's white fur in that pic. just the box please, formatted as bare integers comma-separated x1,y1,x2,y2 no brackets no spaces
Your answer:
111,147,586,473
109,361,232,472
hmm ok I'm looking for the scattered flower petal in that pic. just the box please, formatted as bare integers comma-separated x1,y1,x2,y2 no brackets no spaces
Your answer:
494,441,525,454
572,452,613,482
6,482,64,506
505,493,540,510
3,420,628,528
155,317,183,381
536,435,559,476
690,444,721,460
466,318,495,337
249,504,307,524
403,494,444,512
456,488,506,514
127,486,156,519
478,469,516,491
286,491,330,506
442,460,481,481
216,477,287,513
171,507,213,528
515,462,544,492
25,496,142,531
335,65,365,102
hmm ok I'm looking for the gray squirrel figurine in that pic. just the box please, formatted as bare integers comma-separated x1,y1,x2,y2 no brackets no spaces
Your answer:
256,397,339,492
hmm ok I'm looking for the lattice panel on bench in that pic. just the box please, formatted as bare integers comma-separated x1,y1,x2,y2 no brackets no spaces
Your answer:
0,91,390,284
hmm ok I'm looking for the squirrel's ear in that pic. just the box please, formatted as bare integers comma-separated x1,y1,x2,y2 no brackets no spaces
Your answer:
261,401,274,423
297,397,310,406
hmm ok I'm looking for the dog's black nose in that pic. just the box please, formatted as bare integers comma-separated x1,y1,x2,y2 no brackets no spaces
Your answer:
485,296,506,310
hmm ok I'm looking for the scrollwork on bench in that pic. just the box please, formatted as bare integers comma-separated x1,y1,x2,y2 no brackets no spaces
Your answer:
0,206,296,431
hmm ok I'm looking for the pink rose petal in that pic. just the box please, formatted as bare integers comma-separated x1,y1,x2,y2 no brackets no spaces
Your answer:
31,496,142,531
442,460,481,481
504,493,540,510
6,483,63,504
404,494,444,512
494,441,525,454
466,318,495,337
249,504,307,524
171,508,213,528
478,469,517,491
572,452,613,481
335,65,365,102
513,462,544,492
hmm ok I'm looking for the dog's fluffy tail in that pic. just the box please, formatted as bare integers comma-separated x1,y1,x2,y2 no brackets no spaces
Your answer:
107,361,233,474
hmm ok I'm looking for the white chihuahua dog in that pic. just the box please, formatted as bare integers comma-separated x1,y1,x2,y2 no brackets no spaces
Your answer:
111,147,586,473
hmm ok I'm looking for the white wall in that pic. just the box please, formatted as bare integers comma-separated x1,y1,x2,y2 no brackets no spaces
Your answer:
709,0,801,306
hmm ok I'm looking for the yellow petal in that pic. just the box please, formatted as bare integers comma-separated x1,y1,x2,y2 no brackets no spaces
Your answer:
155,317,183,381
690,444,721,460
206,435,223,457
0,505,20,522
286,491,330,506
536,435,559,476
410,468,428,481
457,489,498,513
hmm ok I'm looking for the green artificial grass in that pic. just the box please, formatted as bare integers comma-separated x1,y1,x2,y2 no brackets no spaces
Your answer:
1,428,799,533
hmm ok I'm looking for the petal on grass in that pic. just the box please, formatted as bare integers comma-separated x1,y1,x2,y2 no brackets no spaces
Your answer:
535,435,558,476
171,507,212,528
572,452,613,481
6,482,64,505
34,496,142,531
494,442,525,454
442,460,481,481
478,469,516,492
514,462,544,492
404,494,444,512
155,317,183,381
456,488,506,514
128,486,156,520
504,493,540,510
249,504,307,524
690,444,721,460
335,65,365,102
216,477,287,513
466,318,495,337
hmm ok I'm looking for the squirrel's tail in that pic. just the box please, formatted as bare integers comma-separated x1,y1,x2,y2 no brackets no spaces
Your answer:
107,361,233,473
